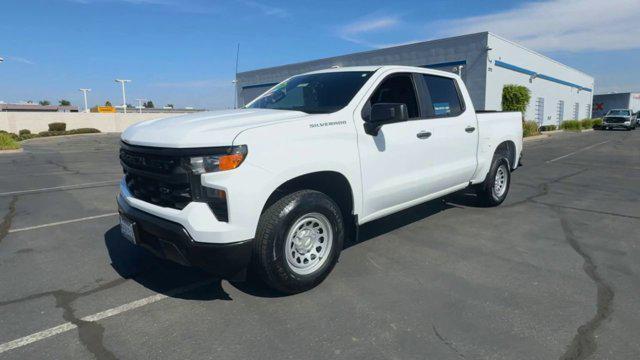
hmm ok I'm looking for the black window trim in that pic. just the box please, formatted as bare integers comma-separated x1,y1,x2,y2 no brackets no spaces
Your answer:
417,73,467,120
362,72,424,123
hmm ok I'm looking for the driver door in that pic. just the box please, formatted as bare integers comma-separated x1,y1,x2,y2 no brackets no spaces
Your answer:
355,72,436,222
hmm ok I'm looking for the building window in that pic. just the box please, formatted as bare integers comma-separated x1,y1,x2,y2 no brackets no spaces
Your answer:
573,102,580,120
557,100,565,125
535,97,545,125
585,104,592,119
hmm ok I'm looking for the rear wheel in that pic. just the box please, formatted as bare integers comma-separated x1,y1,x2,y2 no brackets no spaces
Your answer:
252,190,344,294
476,156,511,207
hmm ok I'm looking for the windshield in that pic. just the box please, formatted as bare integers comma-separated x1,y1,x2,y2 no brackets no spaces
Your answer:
246,71,373,114
606,110,631,116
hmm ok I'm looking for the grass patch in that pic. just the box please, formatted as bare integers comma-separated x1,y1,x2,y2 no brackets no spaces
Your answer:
523,120,540,137
0,133,21,150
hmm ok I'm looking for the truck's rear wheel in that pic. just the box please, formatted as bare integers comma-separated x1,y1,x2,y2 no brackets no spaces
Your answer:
476,156,511,207
252,190,344,294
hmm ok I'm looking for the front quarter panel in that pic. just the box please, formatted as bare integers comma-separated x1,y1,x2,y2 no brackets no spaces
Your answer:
203,112,361,239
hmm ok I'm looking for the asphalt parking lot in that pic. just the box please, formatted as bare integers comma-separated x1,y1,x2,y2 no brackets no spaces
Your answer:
0,130,639,360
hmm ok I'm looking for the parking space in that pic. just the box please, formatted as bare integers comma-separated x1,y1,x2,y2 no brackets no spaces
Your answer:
1,131,639,359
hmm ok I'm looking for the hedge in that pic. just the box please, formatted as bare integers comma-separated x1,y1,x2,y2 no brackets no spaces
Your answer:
523,121,540,137
0,133,21,150
540,125,557,132
0,128,101,142
48,122,67,131
19,129,31,135
38,128,100,137
560,120,582,130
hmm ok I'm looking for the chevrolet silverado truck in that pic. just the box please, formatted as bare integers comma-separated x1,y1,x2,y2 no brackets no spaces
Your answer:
118,65,523,294
602,109,636,130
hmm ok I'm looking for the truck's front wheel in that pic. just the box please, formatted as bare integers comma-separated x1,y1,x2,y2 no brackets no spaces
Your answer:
252,190,344,294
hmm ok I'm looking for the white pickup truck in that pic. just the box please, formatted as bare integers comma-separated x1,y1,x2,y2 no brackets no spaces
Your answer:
118,65,522,293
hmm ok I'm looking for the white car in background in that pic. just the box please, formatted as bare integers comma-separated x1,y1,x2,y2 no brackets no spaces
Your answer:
602,109,636,130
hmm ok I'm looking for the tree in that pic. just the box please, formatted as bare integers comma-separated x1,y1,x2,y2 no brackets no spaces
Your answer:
59,99,71,106
105,101,112,107
144,101,155,108
166,104,174,109
126,103,134,109
501,85,531,115
39,100,50,106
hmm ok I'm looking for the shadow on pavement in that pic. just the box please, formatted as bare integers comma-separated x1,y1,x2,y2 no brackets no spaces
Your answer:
104,191,477,299
104,226,232,301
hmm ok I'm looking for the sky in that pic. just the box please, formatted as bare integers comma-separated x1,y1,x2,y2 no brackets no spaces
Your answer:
1,0,639,109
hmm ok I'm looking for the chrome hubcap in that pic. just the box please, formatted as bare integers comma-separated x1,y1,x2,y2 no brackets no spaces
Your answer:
493,165,508,198
285,213,333,275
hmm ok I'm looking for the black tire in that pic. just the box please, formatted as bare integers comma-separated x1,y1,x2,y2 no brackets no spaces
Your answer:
252,190,344,294
476,156,511,207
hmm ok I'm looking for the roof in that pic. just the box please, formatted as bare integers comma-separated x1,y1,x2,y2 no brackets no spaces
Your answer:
237,32,489,77
301,65,460,79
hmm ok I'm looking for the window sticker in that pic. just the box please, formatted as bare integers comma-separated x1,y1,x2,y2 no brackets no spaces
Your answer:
433,102,451,115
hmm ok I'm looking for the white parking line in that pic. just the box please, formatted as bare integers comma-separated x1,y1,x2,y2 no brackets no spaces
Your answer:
0,280,213,354
0,180,119,197
546,140,610,163
8,213,119,233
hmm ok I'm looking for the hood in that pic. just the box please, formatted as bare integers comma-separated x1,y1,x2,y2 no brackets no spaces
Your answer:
121,108,307,148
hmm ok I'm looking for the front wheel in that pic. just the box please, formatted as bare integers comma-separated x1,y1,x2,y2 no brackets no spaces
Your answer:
252,190,344,294
476,157,511,207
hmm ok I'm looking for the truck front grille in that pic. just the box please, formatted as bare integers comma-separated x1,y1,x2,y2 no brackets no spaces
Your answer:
604,117,626,124
120,145,192,210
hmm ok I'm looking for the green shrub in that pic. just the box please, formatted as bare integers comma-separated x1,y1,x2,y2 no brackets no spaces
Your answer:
561,120,582,130
523,121,540,137
37,128,101,138
580,119,594,129
48,122,66,131
68,128,100,134
592,118,603,126
38,130,67,137
540,125,558,131
0,133,21,150
18,133,41,141
19,129,31,135
502,85,531,114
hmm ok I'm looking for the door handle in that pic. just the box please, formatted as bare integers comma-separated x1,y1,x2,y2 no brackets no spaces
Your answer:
465,126,476,133
417,131,432,139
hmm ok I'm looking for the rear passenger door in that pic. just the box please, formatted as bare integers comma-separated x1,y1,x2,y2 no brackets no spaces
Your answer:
414,74,479,192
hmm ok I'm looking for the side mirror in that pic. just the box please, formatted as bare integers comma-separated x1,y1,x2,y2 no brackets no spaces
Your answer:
363,103,409,136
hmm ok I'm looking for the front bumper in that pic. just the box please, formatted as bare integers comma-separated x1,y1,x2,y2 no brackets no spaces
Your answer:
117,194,253,278
603,123,631,128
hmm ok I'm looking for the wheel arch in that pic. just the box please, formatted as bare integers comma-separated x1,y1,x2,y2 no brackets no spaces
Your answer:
260,171,357,241
495,140,517,170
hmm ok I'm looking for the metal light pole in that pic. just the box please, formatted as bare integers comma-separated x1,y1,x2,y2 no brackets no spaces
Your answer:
79,88,91,113
115,79,131,114
135,98,146,114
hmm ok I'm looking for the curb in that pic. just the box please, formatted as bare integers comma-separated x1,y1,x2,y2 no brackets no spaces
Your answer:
524,134,549,142
0,148,24,155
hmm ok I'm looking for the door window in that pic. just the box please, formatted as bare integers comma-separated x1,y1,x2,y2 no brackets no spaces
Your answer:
369,74,420,119
422,75,464,117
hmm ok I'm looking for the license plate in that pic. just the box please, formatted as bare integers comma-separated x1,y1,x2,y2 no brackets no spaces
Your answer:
120,216,137,244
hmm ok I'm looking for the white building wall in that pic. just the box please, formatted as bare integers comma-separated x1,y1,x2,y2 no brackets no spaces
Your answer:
485,34,594,125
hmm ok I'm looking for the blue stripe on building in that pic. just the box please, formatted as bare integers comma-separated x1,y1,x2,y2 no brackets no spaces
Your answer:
494,60,592,92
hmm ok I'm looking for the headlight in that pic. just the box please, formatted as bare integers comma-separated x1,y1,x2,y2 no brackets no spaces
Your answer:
624,120,631,125
189,145,247,174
